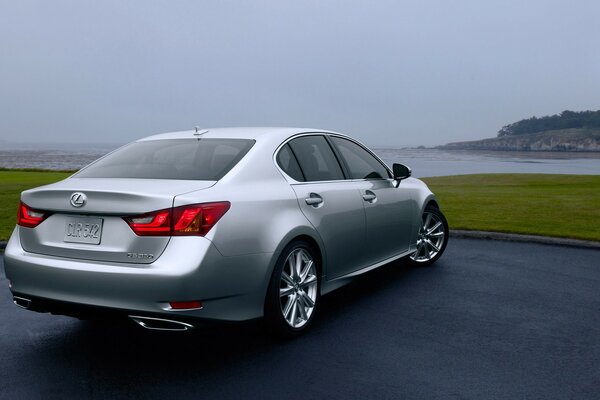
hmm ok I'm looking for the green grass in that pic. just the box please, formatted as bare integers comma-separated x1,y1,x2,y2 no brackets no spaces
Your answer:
423,174,600,242
0,170,72,241
0,171,599,242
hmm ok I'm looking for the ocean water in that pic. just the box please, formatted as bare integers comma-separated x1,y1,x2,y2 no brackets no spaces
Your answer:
374,148,600,177
0,143,118,171
1,143,599,178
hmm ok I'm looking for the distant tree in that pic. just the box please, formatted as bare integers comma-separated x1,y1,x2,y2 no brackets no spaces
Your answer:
497,110,600,137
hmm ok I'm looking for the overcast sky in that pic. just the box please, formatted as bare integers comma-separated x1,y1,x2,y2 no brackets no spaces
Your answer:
1,1,599,147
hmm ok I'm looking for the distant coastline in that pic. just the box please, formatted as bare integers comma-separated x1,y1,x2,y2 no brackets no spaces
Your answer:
438,128,600,152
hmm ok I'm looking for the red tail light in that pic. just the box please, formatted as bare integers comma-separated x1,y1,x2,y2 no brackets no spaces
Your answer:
124,210,171,236
17,202,49,228
124,202,230,237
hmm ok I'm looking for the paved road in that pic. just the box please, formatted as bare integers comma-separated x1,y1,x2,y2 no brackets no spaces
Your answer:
1,238,599,399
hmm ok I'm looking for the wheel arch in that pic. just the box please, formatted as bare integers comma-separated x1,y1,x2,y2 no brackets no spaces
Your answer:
425,198,440,210
270,228,326,279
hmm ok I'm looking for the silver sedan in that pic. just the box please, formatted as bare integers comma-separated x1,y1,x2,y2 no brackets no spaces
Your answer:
4,127,448,336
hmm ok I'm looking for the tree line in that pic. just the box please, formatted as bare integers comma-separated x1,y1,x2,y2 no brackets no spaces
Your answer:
498,110,600,137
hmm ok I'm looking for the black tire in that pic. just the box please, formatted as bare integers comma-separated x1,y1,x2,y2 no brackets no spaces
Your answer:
264,240,320,338
407,205,449,267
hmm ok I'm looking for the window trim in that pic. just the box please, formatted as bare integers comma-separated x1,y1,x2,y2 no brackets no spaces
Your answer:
274,133,347,184
277,143,306,182
273,132,392,184
327,135,393,181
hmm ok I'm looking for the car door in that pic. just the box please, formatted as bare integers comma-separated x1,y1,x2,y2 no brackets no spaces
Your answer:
329,136,415,264
276,135,367,279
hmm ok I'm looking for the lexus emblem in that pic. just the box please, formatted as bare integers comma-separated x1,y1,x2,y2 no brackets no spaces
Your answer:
70,192,87,208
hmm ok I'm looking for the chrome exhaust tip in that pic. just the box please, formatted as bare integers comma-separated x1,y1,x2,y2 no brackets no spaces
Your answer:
13,296,32,309
129,315,194,331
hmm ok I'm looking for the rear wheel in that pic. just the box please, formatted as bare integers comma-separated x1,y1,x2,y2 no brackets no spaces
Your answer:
265,241,320,337
408,205,448,267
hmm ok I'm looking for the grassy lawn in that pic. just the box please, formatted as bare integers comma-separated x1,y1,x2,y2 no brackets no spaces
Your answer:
0,170,72,241
0,171,598,242
423,174,600,242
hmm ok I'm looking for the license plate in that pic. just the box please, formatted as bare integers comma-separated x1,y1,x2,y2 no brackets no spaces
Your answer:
64,217,103,245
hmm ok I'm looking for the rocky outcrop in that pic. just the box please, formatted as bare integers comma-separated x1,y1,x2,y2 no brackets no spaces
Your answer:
441,129,600,152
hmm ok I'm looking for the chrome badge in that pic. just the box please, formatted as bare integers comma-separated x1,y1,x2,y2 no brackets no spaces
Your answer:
70,192,87,208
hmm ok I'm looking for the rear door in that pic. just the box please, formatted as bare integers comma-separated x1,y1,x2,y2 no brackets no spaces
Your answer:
329,136,416,264
277,135,367,279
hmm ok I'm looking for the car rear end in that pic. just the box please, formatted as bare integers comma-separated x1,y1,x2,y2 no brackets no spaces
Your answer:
4,134,274,329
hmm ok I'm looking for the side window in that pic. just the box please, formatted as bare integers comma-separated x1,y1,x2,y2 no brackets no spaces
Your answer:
330,137,391,179
276,144,305,181
288,135,345,182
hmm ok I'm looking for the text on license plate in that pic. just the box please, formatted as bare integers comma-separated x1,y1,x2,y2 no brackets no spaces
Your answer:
64,217,103,245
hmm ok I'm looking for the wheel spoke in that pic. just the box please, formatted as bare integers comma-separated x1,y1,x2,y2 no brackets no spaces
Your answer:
425,238,440,252
427,221,442,234
296,297,308,321
423,241,431,259
429,231,445,238
300,260,313,282
280,287,294,297
287,257,297,280
282,295,295,320
289,296,298,324
281,271,294,286
299,290,315,307
300,275,317,288
423,213,432,230
294,251,304,279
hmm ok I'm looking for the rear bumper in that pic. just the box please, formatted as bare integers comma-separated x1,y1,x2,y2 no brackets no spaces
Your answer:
4,229,274,322
11,292,220,330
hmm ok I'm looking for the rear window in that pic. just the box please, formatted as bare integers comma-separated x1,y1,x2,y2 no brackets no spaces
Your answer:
75,139,255,180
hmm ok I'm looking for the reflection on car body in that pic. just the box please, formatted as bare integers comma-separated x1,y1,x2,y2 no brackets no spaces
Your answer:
4,127,448,336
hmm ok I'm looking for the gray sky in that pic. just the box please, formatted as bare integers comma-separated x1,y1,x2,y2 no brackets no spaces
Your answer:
1,0,599,147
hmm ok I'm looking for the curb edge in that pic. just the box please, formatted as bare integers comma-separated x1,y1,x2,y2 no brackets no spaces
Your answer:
450,230,600,250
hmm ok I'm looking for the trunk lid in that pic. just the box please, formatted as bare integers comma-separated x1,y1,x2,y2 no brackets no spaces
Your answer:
19,178,216,264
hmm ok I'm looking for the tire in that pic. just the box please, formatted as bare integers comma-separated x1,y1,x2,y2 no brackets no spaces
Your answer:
408,205,449,267
264,240,320,337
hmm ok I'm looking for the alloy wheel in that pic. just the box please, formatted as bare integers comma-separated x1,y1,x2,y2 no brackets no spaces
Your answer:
279,248,318,328
410,210,446,263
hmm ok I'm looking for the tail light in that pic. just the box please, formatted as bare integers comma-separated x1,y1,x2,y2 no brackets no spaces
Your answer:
17,202,49,228
124,210,171,236
124,202,230,237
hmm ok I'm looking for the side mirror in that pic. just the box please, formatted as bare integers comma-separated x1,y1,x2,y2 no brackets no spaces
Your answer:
392,163,411,182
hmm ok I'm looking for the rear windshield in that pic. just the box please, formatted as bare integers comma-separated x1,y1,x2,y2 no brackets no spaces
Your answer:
75,139,255,180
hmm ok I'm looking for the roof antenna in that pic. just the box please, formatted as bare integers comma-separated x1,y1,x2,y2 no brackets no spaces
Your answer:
193,126,208,136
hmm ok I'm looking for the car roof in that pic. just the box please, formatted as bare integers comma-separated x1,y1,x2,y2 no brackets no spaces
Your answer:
138,127,344,145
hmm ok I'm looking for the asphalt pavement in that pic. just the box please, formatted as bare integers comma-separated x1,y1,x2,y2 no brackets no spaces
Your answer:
1,238,599,399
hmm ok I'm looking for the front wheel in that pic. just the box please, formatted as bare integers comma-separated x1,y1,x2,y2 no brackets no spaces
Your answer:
408,205,449,267
264,241,320,337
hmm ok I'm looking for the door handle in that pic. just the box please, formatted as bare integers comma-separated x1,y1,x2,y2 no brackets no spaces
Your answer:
305,193,323,206
362,191,377,203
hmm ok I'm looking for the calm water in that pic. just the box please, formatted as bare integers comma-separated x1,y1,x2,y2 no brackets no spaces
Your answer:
0,143,118,171
1,144,599,178
374,148,600,177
